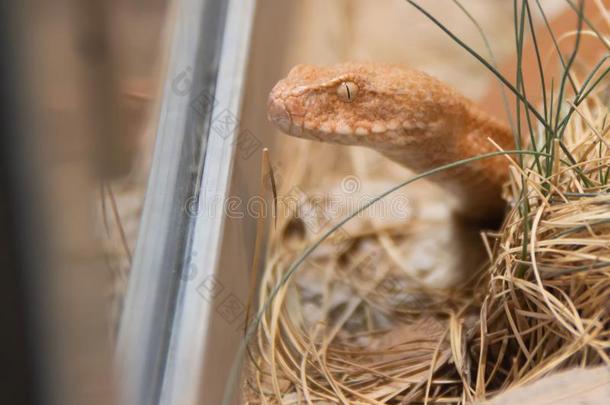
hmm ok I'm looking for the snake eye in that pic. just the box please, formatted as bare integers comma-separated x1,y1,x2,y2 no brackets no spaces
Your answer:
336,81,358,102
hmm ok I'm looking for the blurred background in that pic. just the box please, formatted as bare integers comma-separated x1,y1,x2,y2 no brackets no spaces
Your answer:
0,1,605,404
0,1,170,404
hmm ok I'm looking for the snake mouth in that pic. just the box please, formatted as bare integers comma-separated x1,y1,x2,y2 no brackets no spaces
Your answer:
267,95,321,141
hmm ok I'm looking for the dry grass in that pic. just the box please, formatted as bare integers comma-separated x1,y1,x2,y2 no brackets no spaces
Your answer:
470,85,610,400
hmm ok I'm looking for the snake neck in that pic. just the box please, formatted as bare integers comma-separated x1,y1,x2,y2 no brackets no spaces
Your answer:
377,102,515,220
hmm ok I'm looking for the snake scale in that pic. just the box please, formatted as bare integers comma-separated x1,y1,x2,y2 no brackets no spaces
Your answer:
267,63,515,220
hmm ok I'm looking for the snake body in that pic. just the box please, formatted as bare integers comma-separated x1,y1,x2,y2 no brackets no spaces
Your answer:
267,63,515,220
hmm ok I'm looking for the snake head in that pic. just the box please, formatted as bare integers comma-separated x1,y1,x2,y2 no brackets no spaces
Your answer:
267,62,465,149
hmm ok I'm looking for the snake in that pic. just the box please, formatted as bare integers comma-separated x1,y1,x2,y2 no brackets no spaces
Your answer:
267,62,515,220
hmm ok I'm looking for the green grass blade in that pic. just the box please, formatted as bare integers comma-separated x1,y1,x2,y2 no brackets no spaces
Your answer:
565,0,610,51
452,0,516,134
525,0,548,126
553,0,584,136
533,0,578,94
406,0,550,131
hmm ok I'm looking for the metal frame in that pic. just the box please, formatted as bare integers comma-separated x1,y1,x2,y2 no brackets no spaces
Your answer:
116,0,255,404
